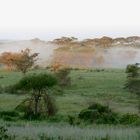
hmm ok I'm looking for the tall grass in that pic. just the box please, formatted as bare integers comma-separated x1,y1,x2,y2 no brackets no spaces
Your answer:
6,124,140,140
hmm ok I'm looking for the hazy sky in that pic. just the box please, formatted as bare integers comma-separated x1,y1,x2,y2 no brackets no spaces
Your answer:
0,0,140,40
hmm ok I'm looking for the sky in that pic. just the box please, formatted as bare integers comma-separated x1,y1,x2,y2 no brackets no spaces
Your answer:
0,0,140,40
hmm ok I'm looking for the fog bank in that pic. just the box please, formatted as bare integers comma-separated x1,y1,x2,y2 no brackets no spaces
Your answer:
53,46,140,68
0,40,59,67
0,40,140,68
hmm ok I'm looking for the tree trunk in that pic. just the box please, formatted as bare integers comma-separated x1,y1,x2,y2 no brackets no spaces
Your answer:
34,99,38,116
34,94,39,116
43,93,56,116
22,71,26,76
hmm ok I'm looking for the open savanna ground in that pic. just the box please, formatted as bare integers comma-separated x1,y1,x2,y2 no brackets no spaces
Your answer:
0,69,138,115
0,68,139,139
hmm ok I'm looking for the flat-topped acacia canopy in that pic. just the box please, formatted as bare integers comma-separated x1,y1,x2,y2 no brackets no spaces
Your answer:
14,73,57,91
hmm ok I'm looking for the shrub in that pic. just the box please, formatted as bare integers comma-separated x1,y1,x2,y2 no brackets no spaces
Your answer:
15,96,57,120
9,73,58,120
46,115,66,123
79,103,119,124
0,110,20,121
126,64,139,78
13,73,57,91
125,64,140,113
94,69,105,72
0,110,19,117
120,113,140,125
95,135,110,140
0,126,16,140
125,78,140,96
55,68,71,87
88,103,111,113
79,109,99,121
67,115,82,126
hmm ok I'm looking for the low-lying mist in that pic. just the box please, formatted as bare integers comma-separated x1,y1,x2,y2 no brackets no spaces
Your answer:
0,40,59,67
103,47,140,68
0,40,140,68
53,46,140,68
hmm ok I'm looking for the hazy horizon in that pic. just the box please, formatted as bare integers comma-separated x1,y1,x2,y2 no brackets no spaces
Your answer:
1,32,140,41
0,0,140,41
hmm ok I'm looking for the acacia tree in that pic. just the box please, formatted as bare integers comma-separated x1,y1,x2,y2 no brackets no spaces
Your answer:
50,63,62,72
0,52,18,70
55,67,71,87
13,73,57,119
11,49,39,75
125,64,140,113
0,49,39,75
125,64,140,94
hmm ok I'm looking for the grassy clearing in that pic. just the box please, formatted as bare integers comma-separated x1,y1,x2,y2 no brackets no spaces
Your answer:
0,68,139,139
0,68,138,115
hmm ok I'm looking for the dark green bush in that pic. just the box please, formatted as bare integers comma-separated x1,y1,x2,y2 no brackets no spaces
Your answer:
46,115,66,123
125,78,140,96
126,64,139,78
13,73,57,91
88,103,111,113
96,112,119,124
79,103,140,125
94,69,105,72
79,109,99,121
67,115,81,126
0,126,16,140
2,116,16,121
0,110,20,121
0,110,19,117
15,97,58,121
95,135,110,140
120,113,140,125
9,73,58,120
79,103,119,124
125,64,140,114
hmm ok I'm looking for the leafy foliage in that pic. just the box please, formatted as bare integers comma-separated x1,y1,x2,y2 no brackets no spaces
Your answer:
125,64,140,95
95,135,110,140
0,111,20,121
0,49,38,75
126,64,139,78
0,52,17,71
55,68,71,87
14,73,57,91
125,64,140,113
125,78,140,95
79,103,119,124
120,113,140,125
0,126,16,140
10,49,38,75
11,73,58,119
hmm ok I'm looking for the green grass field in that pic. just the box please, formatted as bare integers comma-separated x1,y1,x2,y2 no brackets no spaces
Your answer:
0,68,139,139
0,69,138,115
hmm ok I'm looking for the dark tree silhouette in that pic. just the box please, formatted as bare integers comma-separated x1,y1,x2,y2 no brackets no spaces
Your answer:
13,73,57,119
